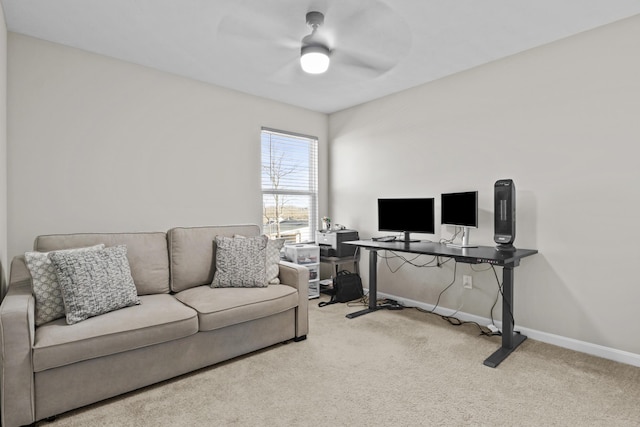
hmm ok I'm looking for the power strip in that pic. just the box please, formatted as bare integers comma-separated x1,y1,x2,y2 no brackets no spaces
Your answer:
487,324,500,334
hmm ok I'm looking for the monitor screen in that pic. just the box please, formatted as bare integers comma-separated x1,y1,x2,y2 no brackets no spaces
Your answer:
441,191,478,228
378,198,435,234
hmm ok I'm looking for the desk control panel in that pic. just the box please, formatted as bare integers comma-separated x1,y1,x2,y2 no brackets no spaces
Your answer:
475,258,501,265
453,257,513,266
451,255,524,267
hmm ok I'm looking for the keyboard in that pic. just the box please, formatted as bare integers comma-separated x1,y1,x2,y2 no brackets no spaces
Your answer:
373,236,396,242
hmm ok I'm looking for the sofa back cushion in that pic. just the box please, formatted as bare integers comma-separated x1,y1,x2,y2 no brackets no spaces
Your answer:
168,225,260,292
34,232,170,295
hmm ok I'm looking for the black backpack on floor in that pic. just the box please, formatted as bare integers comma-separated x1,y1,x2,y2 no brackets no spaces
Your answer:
318,270,364,307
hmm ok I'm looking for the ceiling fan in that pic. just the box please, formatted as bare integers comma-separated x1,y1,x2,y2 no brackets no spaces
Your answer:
216,2,411,81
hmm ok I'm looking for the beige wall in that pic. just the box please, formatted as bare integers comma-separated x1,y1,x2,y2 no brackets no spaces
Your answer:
5,14,640,360
0,5,7,297
7,33,328,261
329,15,640,355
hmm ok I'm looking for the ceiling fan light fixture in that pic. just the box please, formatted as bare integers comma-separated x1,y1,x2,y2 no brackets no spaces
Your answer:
300,44,330,74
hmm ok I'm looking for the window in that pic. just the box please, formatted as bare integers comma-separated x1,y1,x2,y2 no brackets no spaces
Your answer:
261,128,318,243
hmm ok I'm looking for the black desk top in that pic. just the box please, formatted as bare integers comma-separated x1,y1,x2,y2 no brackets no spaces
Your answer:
344,240,538,267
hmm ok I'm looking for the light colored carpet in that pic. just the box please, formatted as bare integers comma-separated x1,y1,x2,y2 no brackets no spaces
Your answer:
41,296,640,426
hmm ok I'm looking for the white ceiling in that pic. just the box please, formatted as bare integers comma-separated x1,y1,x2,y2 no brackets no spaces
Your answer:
3,0,640,114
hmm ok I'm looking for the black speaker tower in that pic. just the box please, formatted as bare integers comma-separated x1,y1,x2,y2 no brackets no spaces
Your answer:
494,179,516,252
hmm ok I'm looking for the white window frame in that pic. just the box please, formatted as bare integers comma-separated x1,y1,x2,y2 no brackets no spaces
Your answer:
261,127,318,243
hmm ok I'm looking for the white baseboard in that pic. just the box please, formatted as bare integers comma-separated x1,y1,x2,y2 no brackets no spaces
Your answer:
375,291,640,368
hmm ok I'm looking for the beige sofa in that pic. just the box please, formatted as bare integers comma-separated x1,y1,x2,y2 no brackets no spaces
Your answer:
0,225,309,427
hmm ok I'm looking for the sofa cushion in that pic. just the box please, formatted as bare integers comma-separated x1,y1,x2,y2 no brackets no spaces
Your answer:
34,232,170,295
25,244,105,326
174,284,298,332
212,235,268,288
50,245,141,324
168,225,261,292
32,294,198,372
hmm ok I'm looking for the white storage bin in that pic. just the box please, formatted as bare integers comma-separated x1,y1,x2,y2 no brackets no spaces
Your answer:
284,244,320,299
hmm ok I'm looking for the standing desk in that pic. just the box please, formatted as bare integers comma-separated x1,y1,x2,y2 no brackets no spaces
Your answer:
343,240,538,367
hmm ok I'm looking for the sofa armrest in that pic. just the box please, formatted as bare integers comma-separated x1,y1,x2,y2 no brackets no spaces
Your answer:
1,256,36,427
278,260,309,339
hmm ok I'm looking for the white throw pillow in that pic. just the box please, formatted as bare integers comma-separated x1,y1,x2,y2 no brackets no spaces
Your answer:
266,238,285,284
25,244,105,326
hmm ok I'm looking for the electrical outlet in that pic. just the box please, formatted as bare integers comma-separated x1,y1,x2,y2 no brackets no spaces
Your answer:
463,275,473,289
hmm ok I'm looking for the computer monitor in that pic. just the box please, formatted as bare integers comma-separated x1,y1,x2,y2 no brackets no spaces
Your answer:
378,198,435,242
441,191,478,248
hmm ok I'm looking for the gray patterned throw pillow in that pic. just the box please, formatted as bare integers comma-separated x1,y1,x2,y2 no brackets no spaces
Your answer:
25,244,105,326
234,234,284,284
211,235,268,288
50,245,140,324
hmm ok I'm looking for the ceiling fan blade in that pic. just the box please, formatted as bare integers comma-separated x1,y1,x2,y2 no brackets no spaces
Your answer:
217,14,298,48
268,58,304,84
332,47,396,74
216,0,317,45
323,1,412,74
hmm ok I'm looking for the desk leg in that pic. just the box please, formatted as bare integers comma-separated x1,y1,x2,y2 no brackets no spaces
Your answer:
484,266,527,367
346,249,379,319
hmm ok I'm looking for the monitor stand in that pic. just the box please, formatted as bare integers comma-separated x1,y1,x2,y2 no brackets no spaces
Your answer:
446,227,477,248
396,231,420,243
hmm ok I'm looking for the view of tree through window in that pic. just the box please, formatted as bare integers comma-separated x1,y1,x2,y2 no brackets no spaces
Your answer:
261,128,318,243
